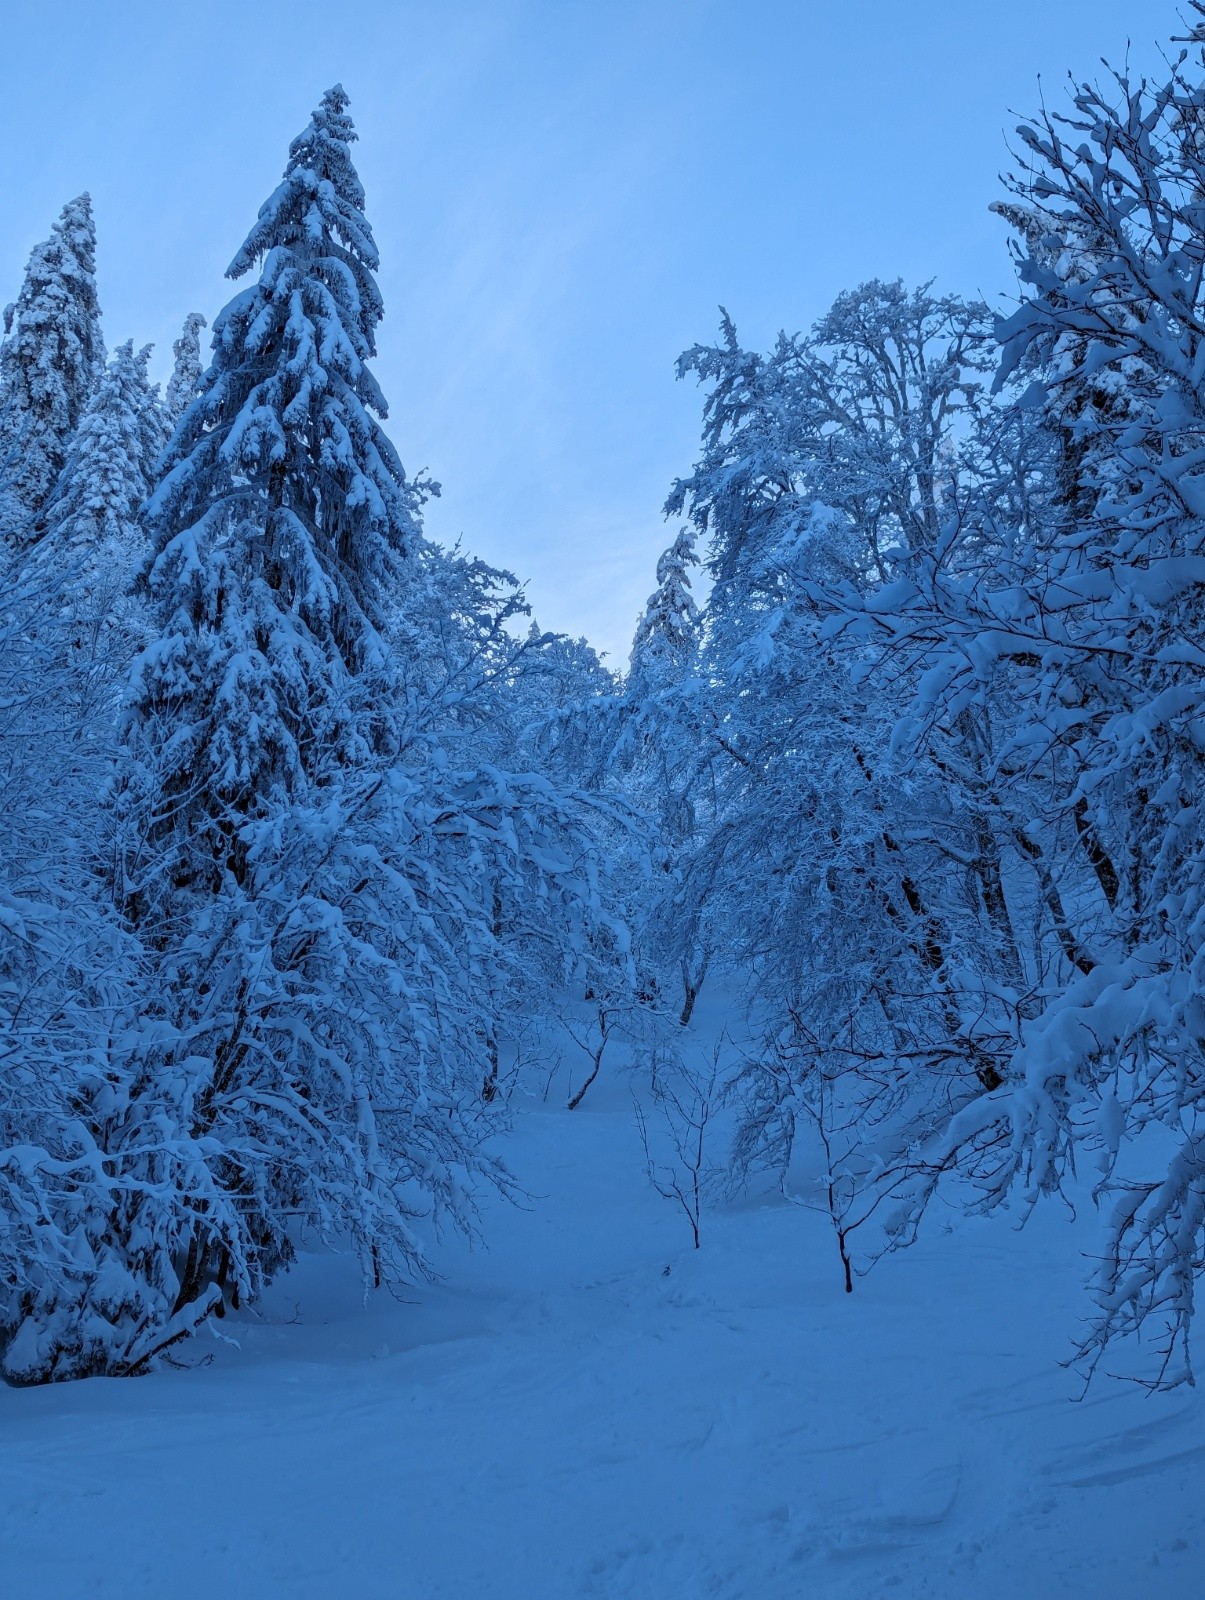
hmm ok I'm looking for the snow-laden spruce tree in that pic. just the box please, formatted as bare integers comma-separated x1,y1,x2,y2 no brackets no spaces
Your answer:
47,339,164,541
619,529,712,1021
111,85,481,1323
0,196,104,542
39,341,163,670
145,85,428,703
107,86,626,1345
628,528,699,697
163,311,207,425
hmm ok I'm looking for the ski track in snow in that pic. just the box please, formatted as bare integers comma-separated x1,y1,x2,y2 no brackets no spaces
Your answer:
1,1079,1203,1599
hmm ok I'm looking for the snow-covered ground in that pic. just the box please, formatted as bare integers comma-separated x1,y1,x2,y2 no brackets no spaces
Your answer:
2,1054,1203,1598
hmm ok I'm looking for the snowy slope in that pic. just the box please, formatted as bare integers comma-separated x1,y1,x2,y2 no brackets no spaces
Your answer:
2,1064,1203,1599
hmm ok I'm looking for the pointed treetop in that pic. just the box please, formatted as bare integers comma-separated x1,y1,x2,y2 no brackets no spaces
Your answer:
654,527,697,593
307,83,355,146
629,528,699,690
47,337,163,548
53,192,98,267
0,194,104,532
164,311,207,425
5,195,100,334
144,79,426,697
227,85,381,348
39,338,162,640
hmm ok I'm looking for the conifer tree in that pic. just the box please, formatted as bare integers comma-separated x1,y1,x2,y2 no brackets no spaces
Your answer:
620,531,707,1019
149,84,427,715
163,311,207,426
124,82,430,918
628,528,698,695
0,196,104,540
44,341,160,588
36,341,163,697
111,86,506,1324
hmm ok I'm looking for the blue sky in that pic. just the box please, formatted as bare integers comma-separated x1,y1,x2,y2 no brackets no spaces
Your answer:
0,0,1182,662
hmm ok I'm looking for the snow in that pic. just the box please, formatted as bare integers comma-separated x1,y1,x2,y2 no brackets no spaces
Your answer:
2,1048,1202,1599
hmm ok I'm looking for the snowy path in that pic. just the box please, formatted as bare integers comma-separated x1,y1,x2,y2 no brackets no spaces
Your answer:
2,1089,1203,1598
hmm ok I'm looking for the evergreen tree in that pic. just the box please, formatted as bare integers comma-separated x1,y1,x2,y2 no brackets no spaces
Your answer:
34,341,163,706
0,195,104,541
628,528,699,695
107,85,621,1338
619,531,707,1019
112,85,458,1309
128,341,168,480
163,311,207,426
149,84,427,718
121,81,430,926
44,341,160,594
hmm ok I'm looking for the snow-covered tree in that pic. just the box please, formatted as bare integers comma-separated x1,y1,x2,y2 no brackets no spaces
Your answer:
665,285,1042,1203
109,85,476,1317
0,196,104,541
148,86,427,707
628,528,699,696
616,531,710,1020
40,341,162,655
0,537,247,1384
863,19,1205,1385
163,311,207,426
98,85,630,1353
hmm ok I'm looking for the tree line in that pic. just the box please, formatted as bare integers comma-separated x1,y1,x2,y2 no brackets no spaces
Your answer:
3,10,1205,1389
